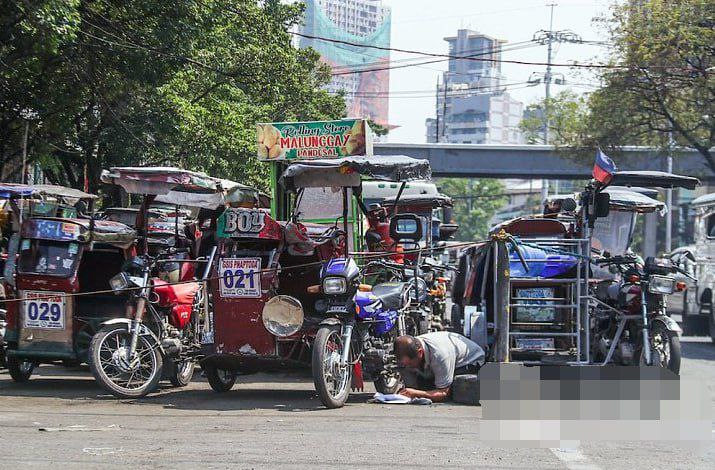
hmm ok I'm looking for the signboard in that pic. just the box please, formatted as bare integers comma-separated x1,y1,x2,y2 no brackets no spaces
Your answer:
256,119,373,161
22,291,66,329
219,258,261,298
514,287,556,323
217,208,267,239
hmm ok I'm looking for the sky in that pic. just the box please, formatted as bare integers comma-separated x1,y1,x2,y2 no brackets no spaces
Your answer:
379,0,616,143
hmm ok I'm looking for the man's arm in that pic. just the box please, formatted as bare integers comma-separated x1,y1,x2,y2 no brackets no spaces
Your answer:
399,387,450,402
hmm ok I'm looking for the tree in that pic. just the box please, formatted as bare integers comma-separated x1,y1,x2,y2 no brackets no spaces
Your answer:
0,1,345,191
520,90,590,146
588,0,714,170
438,178,507,242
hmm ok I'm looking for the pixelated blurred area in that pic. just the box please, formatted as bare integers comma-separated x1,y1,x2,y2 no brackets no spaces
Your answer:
478,363,711,447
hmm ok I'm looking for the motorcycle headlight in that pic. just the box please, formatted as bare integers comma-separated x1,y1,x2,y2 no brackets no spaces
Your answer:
648,275,675,295
109,273,130,292
323,277,347,295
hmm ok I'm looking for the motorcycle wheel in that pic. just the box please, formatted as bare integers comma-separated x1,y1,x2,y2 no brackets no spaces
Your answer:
643,321,681,375
312,325,352,409
204,365,236,392
89,325,163,398
168,359,196,387
374,374,401,394
7,356,34,382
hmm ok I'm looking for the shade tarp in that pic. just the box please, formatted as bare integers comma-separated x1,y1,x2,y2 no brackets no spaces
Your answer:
608,171,699,190
101,167,252,209
604,187,666,214
383,193,453,208
0,183,96,200
279,155,432,191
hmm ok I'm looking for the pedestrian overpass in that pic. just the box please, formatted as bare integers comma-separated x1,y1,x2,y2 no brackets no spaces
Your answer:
374,143,714,181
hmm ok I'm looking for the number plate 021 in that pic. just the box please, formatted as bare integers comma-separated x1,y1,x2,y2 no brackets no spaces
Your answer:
22,291,66,329
219,258,262,298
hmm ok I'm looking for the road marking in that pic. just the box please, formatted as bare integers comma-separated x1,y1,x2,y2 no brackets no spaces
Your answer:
550,448,602,470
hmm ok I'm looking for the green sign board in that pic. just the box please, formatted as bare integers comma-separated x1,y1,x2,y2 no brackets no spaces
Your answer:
256,119,373,161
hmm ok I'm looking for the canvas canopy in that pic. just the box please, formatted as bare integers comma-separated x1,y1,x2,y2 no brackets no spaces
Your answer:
0,183,96,200
382,193,453,208
608,171,699,190
101,167,255,209
279,155,431,191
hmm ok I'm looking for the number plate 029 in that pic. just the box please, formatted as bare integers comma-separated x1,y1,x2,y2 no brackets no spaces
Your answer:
22,291,66,329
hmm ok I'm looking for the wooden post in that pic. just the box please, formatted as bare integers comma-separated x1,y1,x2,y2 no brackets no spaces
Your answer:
493,238,511,362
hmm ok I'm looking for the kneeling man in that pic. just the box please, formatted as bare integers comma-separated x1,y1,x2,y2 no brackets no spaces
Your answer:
395,332,484,403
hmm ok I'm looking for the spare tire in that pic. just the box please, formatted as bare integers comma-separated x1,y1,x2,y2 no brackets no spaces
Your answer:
452,374,480,406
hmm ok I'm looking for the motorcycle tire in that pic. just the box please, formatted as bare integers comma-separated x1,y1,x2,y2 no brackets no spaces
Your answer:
168,359,196,387
710,304,715,344
644,322,681,375
204,365,236,392
89,325,163,399
312,325,352,409
7,356,34,382
374,374,401,395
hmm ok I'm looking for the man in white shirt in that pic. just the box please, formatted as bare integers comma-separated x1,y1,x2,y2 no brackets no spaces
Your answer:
395,332,484,402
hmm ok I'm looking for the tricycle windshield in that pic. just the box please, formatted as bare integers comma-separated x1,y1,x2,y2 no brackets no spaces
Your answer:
18,239,81,277
591,210,635,256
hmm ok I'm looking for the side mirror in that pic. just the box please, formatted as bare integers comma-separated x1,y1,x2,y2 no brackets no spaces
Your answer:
389,213,422,242
439,223,459,240
561,197,577,212
594,193,611,218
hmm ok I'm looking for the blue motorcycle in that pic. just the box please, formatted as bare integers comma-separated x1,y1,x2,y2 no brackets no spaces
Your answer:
312,214,425,408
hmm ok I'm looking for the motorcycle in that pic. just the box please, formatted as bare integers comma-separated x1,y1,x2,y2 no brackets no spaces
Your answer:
592,254,694,374
312,213,424,408
88,248,214,398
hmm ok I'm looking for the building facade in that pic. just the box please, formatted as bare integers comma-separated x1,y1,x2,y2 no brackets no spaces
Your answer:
426,29,523,144
299,0,391,127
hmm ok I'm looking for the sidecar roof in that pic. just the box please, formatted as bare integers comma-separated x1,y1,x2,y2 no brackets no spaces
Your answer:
279,156,432,191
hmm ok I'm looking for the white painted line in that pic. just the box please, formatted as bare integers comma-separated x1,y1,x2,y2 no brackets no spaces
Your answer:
550,448,602,470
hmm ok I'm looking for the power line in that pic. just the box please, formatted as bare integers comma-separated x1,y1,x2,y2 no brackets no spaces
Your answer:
291,31,686,71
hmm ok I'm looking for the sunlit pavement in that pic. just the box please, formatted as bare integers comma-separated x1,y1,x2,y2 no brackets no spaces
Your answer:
1,337,713,469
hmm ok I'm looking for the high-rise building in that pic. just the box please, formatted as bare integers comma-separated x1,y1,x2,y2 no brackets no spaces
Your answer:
299,0,391,127
426,29,523,144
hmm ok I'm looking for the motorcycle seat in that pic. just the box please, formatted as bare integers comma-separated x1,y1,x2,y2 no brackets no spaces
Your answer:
372,282,408,311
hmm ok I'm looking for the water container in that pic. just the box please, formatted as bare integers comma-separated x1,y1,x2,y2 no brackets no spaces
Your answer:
509,244,577,278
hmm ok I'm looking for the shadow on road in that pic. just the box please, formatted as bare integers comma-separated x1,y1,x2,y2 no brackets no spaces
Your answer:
680,337,715,361
0,366,372,411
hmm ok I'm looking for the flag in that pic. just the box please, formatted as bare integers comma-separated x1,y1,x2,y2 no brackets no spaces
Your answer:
592,148,617,184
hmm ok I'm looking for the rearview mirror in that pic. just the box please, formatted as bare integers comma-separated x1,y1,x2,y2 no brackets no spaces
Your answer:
389,213,422,242
439,223,459,240
594,192,610,218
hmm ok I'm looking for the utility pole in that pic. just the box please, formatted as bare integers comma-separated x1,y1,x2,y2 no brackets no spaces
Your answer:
540,3,557,203
435,75,440,143
21,120,29,185
531,4,583,201
665,132,674,252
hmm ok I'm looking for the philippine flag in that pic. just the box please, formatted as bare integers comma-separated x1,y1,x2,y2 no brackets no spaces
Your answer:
592,148,617,184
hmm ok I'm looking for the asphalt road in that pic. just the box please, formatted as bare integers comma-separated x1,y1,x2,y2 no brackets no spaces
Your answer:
1,337,714,469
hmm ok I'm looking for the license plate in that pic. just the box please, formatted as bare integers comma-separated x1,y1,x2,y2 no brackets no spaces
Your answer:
219,258,261,298
22,291,66,329
328,305,348,313
515,338,555,350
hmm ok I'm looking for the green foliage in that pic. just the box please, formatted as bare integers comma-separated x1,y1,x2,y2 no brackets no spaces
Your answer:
0,0,345,192
587,0,714,168
438,178,507,242
520,90,590,146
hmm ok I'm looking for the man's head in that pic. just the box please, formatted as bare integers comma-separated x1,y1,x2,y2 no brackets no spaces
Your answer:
395,335,424,369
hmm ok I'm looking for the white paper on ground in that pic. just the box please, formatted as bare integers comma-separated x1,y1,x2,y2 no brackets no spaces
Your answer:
373,392,411,404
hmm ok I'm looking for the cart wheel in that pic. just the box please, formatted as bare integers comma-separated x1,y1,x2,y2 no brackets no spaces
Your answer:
374,374,401,395
205,365,236,392
7,356,34,382
168,359,196,387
